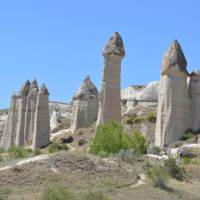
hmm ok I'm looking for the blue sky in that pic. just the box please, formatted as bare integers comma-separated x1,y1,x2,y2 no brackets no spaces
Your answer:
0,0,200,108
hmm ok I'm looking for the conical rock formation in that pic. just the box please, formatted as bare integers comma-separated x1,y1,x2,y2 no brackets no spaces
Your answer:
71,76,99,131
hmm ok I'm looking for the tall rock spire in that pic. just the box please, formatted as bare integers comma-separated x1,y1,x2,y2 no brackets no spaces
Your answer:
24,79,39,142
97,32,125,126
155,40,190,147
189,71,200,132
71,76,99,131
15,81,30,146
32,84,50,149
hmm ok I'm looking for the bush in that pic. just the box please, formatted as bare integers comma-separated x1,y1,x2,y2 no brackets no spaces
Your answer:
182,156,191,165
33,149,42,156
147,146,161,155
41,186,74,200
133,115,143,123
145,112,156,123
123,116,134,125
81,190,110,200
181,131,194,141
90,121,146,156
118,149,137,164
164,157,184,181
7,146,32,159
48,143,68,154
147,167,168,189
91,121,126,155
0,148,5,153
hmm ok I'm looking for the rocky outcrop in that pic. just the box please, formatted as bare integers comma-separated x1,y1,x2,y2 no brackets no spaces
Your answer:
97,32,125,125
1,80,50,149
50,107,62,131
155,40,190,147
121,81,159,116
32,84,50,149
71,76,99,131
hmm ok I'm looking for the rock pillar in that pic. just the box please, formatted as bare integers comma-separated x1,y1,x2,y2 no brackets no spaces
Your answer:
155,40,190,147
189,71,200,132
24,79,39,143
97,32,125,126
32,84,50,149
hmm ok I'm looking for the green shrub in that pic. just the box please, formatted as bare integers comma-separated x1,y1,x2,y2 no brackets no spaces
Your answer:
123,116,134,125
41,186,74,200
129,131,147,154
147,166,168,189
181,131,194,141
182,156,191,165
81,190,110,200
90,121,146,156
145,112,156,123
133,115,143,123
0,148,5,153
7,146,32,158
118,149,137,164
164,157,184,181
147,146,161,155
33,149,42,156
91,121,125,155
48,143,68,154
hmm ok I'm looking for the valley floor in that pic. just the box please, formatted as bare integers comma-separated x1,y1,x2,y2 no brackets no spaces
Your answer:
0,152,200,200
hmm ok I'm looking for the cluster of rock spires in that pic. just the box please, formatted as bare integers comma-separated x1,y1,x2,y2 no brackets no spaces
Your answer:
1,80,50,149
156,40,200,148
2,32,199,151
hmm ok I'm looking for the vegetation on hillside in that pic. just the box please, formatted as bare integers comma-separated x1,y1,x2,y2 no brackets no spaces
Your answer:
90,120,146,156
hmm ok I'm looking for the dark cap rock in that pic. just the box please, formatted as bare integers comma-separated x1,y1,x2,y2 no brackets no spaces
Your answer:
29,79,39,96
161,40,187,75
103,32,125,57
19,80,31,96
39,83,49,95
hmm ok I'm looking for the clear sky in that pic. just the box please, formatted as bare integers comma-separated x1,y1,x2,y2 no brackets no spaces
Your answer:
0,0,200,108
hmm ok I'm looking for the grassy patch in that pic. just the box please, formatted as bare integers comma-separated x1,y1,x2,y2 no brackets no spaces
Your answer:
7,146,32,159
80,190,111,200
41,186,74,200
147,166,169,189
41,186,111,200
164,157,185,181
48,143,68,154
